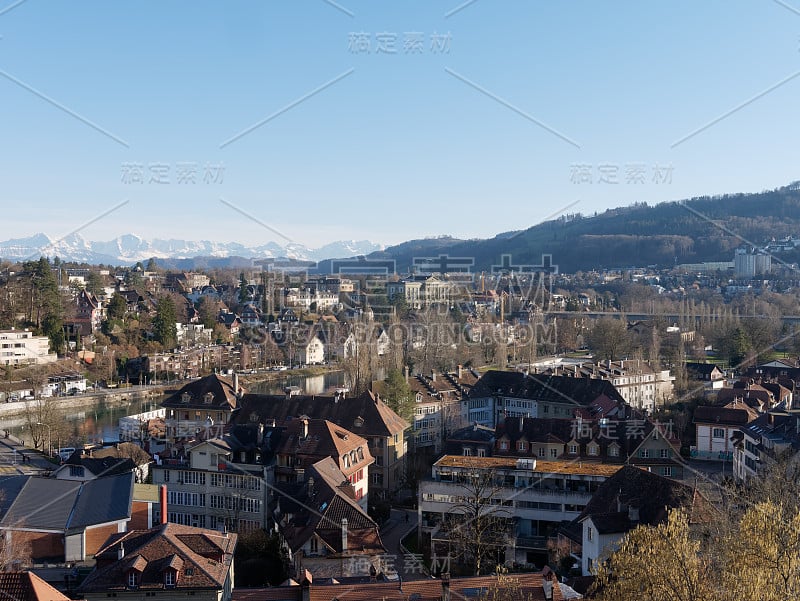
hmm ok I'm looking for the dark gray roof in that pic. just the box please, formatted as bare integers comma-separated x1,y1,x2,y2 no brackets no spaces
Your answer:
0,476,28,516
470,370,625,406
0,473,133,531
1,478,80,529
69,473,134,530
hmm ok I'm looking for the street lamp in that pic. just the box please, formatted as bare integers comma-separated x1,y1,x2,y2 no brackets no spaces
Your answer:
36,422,51,458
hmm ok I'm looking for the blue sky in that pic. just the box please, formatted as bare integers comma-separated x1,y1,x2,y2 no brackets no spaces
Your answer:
2,0,800,248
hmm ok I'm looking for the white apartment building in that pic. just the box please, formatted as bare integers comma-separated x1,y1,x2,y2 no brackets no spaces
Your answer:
419,455,621,566
0,329,57,366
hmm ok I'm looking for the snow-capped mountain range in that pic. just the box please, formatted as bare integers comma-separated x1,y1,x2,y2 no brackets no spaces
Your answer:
0,233,384,266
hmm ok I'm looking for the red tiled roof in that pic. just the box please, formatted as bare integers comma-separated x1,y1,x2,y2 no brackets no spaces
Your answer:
0,572,70,601
233,571,562,601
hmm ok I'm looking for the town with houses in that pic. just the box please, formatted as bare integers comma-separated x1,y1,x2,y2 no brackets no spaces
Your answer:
1,235,800,601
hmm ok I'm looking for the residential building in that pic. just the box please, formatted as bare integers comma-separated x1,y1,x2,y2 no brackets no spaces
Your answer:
274,457,385,580
494,414,684,479
693,400,758,462
732,409,800,482
161,374,243,451
466,370,626,428
236,390,409,499
0,329,57,366
51,453,136,482
404,366,480,454
294,334,325,365
686,362,726,390
273,418,373,510
151,436,269,532
77,523,236,601
571,465,712,576
419,455,621,566
534,359,674,412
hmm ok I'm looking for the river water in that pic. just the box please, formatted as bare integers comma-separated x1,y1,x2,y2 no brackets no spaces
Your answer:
6,371,347,448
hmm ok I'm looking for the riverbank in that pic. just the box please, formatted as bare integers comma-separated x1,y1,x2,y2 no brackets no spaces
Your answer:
0,384,170,420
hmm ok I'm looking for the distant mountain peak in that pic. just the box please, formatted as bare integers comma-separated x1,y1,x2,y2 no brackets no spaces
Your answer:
0,234,385,266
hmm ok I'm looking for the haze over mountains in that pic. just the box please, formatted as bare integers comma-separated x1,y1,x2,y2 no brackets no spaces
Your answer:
4,182,800,272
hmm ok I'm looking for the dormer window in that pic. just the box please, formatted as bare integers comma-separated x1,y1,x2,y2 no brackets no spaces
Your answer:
164,570,176,587
181,392,191,404
127,572,139,588
203,392,214,405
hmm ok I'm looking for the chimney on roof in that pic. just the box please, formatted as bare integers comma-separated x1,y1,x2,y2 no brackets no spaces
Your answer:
302,418,309,440
117,542,125,560
457,364,463,379
404,365,409,383
341,518,348,553
441,572,451,601
431,371,436,382
233,372,239,396
160,484,168,525
301,570,312,601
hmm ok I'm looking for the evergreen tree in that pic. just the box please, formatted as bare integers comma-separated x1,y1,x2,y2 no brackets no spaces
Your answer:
238,272,249,305
382,368,414,420
152,296,178,348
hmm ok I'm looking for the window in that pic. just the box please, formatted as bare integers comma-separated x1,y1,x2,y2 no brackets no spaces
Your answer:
660,448,670,459
608,445,619,457
69,465,85,478
310,537,318,553
463,447,472,456
127,572,138,588
549,448,558,458
543,405,549,414
712,427,725,439
477,448,486,457
538,447,545,458
164,571,175,587
517,441,527,451
569,444,578,455
639,449,650,459
662,466,672,477
588,445,599,456
499,440,509,451
587,526,593,542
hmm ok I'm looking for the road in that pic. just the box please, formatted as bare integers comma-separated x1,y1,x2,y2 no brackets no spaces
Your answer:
379,508,429,581
0,432,55,475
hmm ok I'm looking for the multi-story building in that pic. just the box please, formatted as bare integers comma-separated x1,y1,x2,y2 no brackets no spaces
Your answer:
273,417,373,510
237,390,409,499
535,359,674,412
693,400,758,462
732,409,800,482
151,436,269,532
274,457,385,580
466,370,626,428
78,523,236,601
405,366,481,454
386,275,452,309
161,374,243,451
0,329,57,366
419,455,621,566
